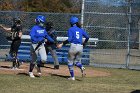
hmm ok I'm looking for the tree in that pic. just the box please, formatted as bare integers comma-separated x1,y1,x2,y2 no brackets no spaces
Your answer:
0,0,81,13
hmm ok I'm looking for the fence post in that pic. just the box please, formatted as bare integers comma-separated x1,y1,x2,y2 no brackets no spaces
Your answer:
126,0,133,69
81,0,85,28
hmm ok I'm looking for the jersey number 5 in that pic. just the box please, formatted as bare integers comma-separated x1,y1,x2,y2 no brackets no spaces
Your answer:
76,31,80,39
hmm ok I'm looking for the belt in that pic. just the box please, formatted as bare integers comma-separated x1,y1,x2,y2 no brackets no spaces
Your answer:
32,42,45,44
71,43,82,45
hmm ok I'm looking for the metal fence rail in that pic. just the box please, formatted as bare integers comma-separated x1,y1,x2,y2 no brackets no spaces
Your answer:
83,0,140,70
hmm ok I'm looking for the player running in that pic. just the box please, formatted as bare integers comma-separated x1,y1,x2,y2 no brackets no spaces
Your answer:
44,22,59,69
29,15,55,78
57,16,89,80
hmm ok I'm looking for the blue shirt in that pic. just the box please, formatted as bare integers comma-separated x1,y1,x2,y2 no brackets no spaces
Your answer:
67,25,89,44
30,25,54,43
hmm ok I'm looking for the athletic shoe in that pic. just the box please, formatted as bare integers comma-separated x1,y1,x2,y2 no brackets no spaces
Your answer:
40,63,45,67
68,77,75,80
11,67,18,70
81,66,86,77
20,62,24,65
38,72,42,77
35,65,41,73
29,72,35,78
54,65,59,69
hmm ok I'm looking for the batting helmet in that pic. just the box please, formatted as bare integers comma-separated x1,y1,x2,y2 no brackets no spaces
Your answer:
35,15,46,23
70,16,79,24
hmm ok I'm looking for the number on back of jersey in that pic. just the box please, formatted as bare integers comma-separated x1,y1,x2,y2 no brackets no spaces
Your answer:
76,31,79,39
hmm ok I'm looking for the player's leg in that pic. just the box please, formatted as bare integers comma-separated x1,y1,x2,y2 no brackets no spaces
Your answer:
9,41,15,68
11,52,17,69
10,40,20,69
75,52,83,69
38,44,47,76
13,40,21,68
44,43,49,55
29,44,38,78
48,47,59,69
74,45,86,77
67,45,76,80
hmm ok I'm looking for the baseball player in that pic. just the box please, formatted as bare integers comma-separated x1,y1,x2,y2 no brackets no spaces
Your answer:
44,22,59,69
57,16,89,80
0,18,22,69
29,15,55,78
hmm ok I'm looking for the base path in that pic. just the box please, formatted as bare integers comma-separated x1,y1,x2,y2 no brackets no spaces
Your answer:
0,62,111,77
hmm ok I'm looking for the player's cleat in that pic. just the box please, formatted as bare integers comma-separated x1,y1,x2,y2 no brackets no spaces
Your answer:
11,67,18,70
35,65,41,77
81,66,86,77
40,62,45,67
20,62,24,65
68,77,75,80
54,65,59,69
38,72,42,77
29,72,35,78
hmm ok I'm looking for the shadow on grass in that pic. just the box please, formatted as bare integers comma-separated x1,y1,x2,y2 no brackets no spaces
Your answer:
17,73,29,76
1,66,11,69
49,73,83,81
41,65,55,69
131,90,140,93
17,73,41,78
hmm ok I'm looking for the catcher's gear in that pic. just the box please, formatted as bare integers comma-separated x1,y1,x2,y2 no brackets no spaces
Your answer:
13,18,21,25
46,22,54,30
11,31,19,40
70,16,79,24
6,31,19,40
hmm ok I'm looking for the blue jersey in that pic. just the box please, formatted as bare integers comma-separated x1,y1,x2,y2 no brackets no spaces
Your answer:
30,25,54,43
67,25,89,44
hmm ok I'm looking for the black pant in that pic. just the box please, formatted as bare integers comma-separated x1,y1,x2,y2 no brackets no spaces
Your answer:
44,43,59,66
9,39,21,68
10,39,21,57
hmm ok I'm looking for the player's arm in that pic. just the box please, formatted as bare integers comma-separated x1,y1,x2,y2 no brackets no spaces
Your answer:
82,30,89,47
18,31,22,38
30,27,37,42
51,30,57,43
45,31,54,43
0,24,11,31
57,29,71,48
63,29,72,45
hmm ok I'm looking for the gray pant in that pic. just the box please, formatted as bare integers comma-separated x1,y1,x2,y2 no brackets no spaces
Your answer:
68,43,83,66
45,46,59,66
30,43,47,63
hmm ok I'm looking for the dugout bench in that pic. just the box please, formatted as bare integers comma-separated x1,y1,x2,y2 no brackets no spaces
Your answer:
6,35,98,65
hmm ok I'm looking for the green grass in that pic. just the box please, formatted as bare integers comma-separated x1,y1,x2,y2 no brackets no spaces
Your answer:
0,67,140,93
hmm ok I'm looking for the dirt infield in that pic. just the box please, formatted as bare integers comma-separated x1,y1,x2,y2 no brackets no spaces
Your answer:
0,62,110,77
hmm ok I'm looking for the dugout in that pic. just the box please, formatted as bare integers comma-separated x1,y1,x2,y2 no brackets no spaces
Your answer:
5,35,98,65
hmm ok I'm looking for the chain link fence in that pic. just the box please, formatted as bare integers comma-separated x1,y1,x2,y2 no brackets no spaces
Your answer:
84,0,140,69
0,11,81,62
0,0,140,69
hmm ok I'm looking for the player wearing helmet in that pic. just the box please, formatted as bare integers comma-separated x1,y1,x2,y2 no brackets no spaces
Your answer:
57,16,89,80
29,15,55,78
44,22,59,69
0,17,22,69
